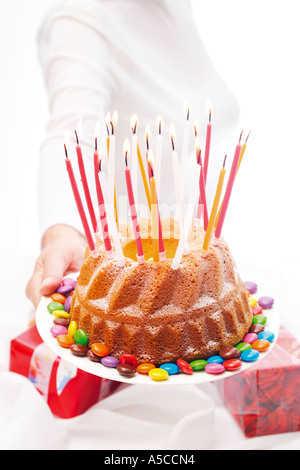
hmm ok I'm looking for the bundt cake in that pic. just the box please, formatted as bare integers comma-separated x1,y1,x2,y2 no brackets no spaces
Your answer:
70,217,252,364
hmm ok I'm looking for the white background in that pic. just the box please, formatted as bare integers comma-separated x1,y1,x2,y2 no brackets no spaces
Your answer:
0,0,300,451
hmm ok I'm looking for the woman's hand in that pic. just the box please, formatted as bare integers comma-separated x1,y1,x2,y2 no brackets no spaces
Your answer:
26,225,86,309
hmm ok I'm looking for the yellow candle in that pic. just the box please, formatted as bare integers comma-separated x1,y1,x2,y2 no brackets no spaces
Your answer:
202,159,226,254
150,176,159,262
137,142,151,211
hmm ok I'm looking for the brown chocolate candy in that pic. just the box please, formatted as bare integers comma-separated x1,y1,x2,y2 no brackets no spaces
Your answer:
219,346,241,360
250,324,265,334
53,317,70,328
117,364,136,378
70,344,88,357
87,349,102,362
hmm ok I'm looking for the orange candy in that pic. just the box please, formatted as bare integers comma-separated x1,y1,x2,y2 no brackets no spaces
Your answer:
137,363,156,375
57,334,74,348
51,293,66,305
91,342,109,357
252,339,270,352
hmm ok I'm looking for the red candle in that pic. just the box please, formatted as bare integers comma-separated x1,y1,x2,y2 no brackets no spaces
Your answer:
124,140,145,264
195,137,209,230
203,107,212,184
214,131,243,240
64,144,98,258
74,129,98,234
93,138,113,257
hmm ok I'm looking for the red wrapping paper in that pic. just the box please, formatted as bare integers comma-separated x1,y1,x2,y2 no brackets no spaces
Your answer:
216,326,300,437
9,325,120,419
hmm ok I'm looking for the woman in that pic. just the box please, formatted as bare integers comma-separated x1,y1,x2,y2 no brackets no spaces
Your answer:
26,0,239,308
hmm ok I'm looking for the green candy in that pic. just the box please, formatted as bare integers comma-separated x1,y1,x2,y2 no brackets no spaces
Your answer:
74,329,89,346
190,360,208,371
47,302,64,314
252,314,267,326
235,342,252,353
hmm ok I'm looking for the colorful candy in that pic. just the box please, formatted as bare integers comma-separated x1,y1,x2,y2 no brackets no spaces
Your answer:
53,317,70,328
252,339,270,352
47,302,64,314
68,321,77,337
177,359,193,375
205,363,225,374
252,314,267,326
250,324,265,334
244,281,257,294
61,278,77,289
91,342,109,357
57,334,74,348
241,349,260,362
207,355,224,364
119,353,138,369
248,296,258,307
56,284,74,296
258,330,275,342
52,310,71,319
223,359,242,371
87,349,102,362
137,363,156,374
63,295,73,313
251,305,263,316
243,333,258,344
117,364,136,378
235,342,252,353
160,363,179,375
219,347,241,360
101,356,120,368
258,296,274,309
149,368,168,381
189,359,208,371
51,293,66,305
50,324,68,338
74,329,89,346
70,344,88,357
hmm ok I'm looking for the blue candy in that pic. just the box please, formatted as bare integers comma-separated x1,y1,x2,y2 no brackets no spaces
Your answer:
258,331,275,342
241,349,260,362
160,363,179,375
207,355,224,364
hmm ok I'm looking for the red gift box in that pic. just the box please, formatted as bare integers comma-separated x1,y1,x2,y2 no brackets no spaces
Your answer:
9,325,120,419
216,325,300,437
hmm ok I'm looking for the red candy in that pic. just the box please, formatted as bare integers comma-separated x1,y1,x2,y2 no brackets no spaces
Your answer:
177,359,193,375
119,353,138,369
252,305,263,316
223,359,243,371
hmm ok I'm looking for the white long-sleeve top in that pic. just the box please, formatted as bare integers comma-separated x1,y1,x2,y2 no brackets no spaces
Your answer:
37,0,239,237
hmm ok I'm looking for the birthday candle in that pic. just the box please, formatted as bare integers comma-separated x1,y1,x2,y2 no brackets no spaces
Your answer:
172,160,201,270
130,114,139,205
148,152,160,263
214,132,243,241
202,156,227,256
124,139,145,264
74,127,98,235
170,124,184,232
195,137,209,230
180,101,191,192
93,136,113,258
156,116,163,200
203,105,212,184
64,137,98,258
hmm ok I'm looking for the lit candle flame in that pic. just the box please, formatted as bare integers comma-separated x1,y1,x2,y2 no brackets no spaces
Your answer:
145,124,151,149
156,115,164,134
194,119,200,137
147,148,155,177
94,120,101,150
130,114,139,133
205,100,213,121
183,100,190,121
123,138,130,166
195,136,201,164
63,130,70,158
170,123,176,150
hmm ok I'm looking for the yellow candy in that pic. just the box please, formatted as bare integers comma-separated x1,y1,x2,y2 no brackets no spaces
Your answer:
68,321,77,337
149,368,169,382
248,296,258,307
53,310,71,319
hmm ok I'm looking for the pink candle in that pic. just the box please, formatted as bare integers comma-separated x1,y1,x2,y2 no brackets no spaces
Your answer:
214,132,243,240
195,138,209,230
74,130,98,234
93,139,113,257
203,109,212,184
124,141,144,264
64,144,98,258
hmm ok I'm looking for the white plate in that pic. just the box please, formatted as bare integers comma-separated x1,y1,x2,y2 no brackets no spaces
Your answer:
36,275,280,385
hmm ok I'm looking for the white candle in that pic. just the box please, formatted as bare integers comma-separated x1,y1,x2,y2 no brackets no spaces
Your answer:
180,101,191,192
156,116,163,200
170,124,184,232
172,161,201,270
130,114,138,205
